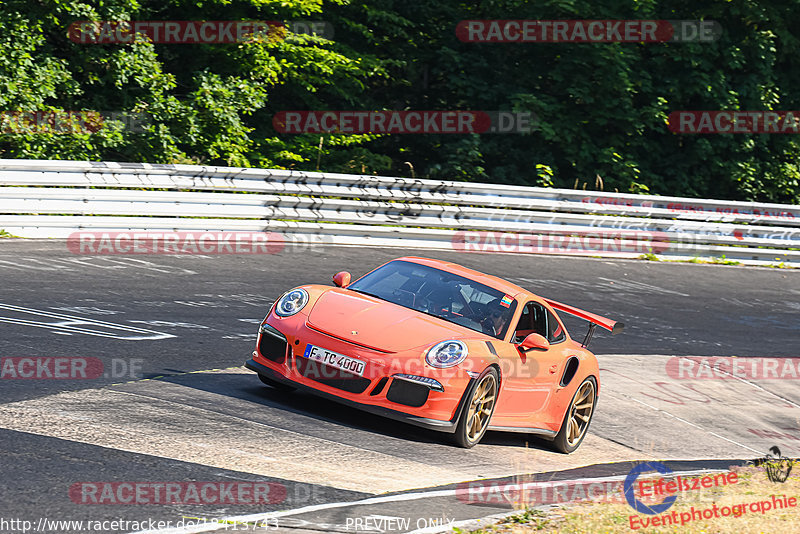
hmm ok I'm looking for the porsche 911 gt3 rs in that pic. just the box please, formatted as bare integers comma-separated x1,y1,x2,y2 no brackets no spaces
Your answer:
245,257,623,451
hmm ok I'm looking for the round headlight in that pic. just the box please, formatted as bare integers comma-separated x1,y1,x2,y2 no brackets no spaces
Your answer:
425,340,468,368
274,288,309,317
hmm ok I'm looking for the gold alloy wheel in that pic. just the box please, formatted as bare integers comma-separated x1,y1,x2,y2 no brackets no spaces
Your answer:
566,379,595,447
466,373,497,442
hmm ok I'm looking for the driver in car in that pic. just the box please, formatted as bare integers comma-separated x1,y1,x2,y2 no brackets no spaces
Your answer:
482,299,511,337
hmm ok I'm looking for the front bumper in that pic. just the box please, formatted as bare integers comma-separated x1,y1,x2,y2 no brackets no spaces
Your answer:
246,314,480,432
245,358,472,433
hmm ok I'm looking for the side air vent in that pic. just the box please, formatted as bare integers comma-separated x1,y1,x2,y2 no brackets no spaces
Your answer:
560,356,580,387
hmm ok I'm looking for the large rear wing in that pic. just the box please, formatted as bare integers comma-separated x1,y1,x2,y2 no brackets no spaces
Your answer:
544,298,624,348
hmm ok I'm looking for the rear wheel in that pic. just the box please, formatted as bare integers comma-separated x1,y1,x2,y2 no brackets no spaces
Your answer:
452,368,498,448
552,376,596,453
258,373,296,392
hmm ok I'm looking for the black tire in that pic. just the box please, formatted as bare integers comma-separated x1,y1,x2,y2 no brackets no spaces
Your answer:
451,367,499,448
258,373,296,392
552,376,597,454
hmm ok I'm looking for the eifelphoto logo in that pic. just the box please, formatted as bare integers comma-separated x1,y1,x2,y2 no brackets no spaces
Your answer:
668,111,800,134
451,230,671,255
0,357,142,380
67,20,334,44
623,462,749,529
0,111,149,134
66,231,332,255
272,110,536,134
624,462,679,515
456,20,721,43
750,447,796,483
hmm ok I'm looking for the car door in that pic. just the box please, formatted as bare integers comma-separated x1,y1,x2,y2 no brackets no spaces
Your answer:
491,300,570,428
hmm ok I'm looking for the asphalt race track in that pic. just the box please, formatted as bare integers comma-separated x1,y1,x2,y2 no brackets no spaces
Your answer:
1,240,798,533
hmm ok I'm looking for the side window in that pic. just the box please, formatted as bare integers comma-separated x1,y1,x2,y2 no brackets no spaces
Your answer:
546,309,566,343
514,302,548,342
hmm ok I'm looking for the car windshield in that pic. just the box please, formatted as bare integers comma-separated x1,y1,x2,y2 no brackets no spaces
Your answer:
348,260,517,339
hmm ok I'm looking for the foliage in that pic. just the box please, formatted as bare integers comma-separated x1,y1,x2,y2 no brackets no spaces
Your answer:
1,0,800,203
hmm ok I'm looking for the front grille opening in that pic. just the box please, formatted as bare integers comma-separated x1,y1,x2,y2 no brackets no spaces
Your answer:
386,378,429,407
295,356,371,394
258,330,288,364
369,377,389,396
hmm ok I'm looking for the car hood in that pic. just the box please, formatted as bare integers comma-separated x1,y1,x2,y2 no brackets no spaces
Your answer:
306,288,474,352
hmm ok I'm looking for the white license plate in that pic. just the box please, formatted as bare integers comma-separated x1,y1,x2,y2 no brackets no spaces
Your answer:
303,344,366,377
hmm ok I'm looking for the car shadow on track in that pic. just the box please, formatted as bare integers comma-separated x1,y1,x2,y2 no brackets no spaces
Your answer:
162,369,553,452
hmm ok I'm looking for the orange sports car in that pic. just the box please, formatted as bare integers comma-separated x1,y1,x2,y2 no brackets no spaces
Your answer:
245,257,623,451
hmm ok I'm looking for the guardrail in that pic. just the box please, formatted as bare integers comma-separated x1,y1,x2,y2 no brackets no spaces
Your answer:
0,159,797,266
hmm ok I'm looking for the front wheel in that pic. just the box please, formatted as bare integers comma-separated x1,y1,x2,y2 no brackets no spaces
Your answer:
552,376,597,454
452,368,498,448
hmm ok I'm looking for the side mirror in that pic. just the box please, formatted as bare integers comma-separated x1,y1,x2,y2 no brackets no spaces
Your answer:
520,333,550,352
332,271,351,288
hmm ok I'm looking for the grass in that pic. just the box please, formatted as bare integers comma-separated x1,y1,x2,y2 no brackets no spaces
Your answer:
0,229,19,238
638,253,798,268
766,261,793,269
690,255,741,266
459,465,799,534
639,253,742,266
